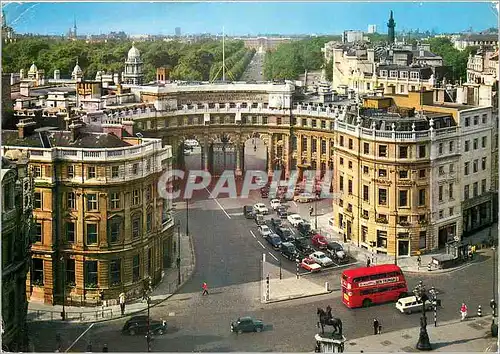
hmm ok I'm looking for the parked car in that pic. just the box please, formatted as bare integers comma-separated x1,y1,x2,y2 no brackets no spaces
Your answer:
122,316,167,336
276,227,294,242
297,222,313,237
396,296,434,314
293,192,317,203
311,234,328,249
258,225,272,238
254,213,265,225
294,237,314,257
266,233,282,250
270,198,281,210
280,242,299,260
253,203,269,215
243,205,254,219
287,214,304,227
309,251,334,267
300,257,322,272
325,242,346,261
276,206,288,219
231,316,264,334
269,218,282,231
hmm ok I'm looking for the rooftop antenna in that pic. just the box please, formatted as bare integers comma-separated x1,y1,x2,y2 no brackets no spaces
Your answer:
222,26,225,82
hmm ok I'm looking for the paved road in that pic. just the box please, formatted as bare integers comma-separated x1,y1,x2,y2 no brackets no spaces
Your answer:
28,184,496,352
240,52,265,82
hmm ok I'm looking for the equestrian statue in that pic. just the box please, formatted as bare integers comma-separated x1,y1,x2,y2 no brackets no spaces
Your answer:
317,306,343,336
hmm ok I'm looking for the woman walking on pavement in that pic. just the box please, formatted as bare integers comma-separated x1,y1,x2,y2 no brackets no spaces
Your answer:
460,303,468,321
202,282,209,296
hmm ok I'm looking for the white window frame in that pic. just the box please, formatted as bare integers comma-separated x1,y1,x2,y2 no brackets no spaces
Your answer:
87,193,98,211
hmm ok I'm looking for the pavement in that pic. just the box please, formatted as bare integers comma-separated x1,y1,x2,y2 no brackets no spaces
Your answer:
343,315,497,352
26,230,196,324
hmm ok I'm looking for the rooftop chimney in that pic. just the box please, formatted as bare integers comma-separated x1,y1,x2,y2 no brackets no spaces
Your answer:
16,118,36,139
69,117,85,142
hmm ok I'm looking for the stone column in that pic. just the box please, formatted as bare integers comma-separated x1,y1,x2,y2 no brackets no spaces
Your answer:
297,134,302,165
267,133,274,176
203,135,209,171
316,138,322,178
235,135,242,177
284,134,290,179
306,135,312,166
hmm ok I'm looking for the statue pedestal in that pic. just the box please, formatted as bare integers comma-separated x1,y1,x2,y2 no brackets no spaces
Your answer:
315,333,346,353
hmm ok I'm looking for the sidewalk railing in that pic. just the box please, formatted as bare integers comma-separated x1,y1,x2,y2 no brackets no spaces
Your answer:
27,307,113,322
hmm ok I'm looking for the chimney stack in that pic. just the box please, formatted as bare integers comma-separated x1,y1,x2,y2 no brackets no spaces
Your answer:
16,118,36,139
69,117,85,142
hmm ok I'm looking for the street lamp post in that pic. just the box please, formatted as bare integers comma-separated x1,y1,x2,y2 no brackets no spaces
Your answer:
177,223,181,285
145,277,152,352
413,280,432,350
314,197,318,230
60,256,66,321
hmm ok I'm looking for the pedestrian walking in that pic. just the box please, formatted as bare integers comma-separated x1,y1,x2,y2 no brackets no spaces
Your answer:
202,282,209,296
102,344,108,352
417,255,421,269
373,318,379,335
119,292,126,316
366,257,371,267
460,303,468,321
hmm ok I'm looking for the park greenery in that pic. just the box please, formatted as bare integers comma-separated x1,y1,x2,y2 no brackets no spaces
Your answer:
1,38,255,82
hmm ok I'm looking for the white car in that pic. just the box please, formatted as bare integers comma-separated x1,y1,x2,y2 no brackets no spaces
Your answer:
287,214,304,227
258,225,272,238
309,251,334,267
270,199,281,210
396,296,434,314
253,203,269,215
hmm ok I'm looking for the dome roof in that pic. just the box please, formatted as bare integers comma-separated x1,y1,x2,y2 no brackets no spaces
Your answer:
72,63,83,75
28,62,38,73
127,44,141,60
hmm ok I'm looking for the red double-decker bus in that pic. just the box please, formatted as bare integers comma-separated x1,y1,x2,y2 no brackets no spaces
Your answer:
341,264,408,308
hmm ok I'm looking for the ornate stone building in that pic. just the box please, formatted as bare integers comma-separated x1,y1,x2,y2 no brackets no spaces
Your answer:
2,118,174,305
2,153,34,351
123,44,144,85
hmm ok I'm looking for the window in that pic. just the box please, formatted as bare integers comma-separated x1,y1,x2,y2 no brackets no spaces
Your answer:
84,260,98,287
465,117,470,127
133,190,140,205
379,145,387,157
399,146,408,158
66,259,75,284
419,169,426,178
67,166,74,178
321,140,326,154
419,231,426,249
438,143,443,154
449,141,454,152
482,136,487,148
449,183,454,199
109,218,121,243
32,258,44,285
473,182,478,197
348,139,353,149
473,159,478,173
339,176,344,192
363,185,369,201
362,210,369,219
449,163,455,173
146,158,151,171
464,162,469,176
482,157,487,170
262,117,268,125
312,139,317,153
34,192,42,209
339,136,344,147
398,215,408,224
35,222,42,243
347,203,353,212
400,71,408,79
390,70,398,78
363,143,369,154
86,223,98,245
464,185,469,199
378,169,387,177
339,157,344,165
109,192,120,209
464,140,470,152
88,166,96,179
399,190,408,207
111,166,119,178
132,163,139,175
482,113,487,124
449,207,454,216
34,166,42,178
438,166,445,176
438,186,443,201
87,194,98,210
132,216,141,238
348,161,353,169
348,180,353,194
378,188,387,205
361,226,368,243
66,222,75,243
377,230,387,248
380,70,388,77
363,166,369,174
146,212,153,232
418,145,426,158
109,259,121,286
302,118,307,127
473,138,478,150
67,192,76,209
399,170,408,179
473,115,479,125
418,189,426,206
439,210,444,219
482,179,487,194
133,255,140,282
410,71,419,79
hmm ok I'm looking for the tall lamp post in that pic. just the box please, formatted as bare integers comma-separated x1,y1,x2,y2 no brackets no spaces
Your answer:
60,256,66,321
314,197,318,230
144,277,152,352
177,221,181,285
413,280,432,350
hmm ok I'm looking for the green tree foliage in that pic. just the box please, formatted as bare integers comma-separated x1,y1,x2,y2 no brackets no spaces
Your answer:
2,38,250,83
424,37,477,82
263,36,336,80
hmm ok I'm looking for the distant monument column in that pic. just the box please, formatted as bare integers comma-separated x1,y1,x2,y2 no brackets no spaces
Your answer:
387,10,396,44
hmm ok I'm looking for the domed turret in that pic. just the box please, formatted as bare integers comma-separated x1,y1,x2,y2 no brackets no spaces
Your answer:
72,62,83,75
127,43,141,61
28,62,37,74
123,42,144,85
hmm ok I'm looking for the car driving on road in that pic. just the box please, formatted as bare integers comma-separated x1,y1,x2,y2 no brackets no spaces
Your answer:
297,222,313,237
253,203,269,215
300,257,321,272
270,198,281,210
280,242,299,260
230,316,264,334
287,214,303,227
293,192,317,203
325,241,346,261
258,225,272,238
269,218,282,231
122,316,167,336
276,206,288,218
294,237,314,257
276,227,294,242
311,234,328,249
265,233,282,250
309,251,333,267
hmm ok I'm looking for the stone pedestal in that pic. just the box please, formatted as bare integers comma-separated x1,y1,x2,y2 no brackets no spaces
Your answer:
315,333,346,353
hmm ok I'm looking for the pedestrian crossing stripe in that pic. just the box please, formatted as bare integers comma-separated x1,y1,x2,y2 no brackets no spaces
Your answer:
228,212,244,216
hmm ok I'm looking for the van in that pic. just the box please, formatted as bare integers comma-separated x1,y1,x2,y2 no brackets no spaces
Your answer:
243,205,254,219
396,295,434,314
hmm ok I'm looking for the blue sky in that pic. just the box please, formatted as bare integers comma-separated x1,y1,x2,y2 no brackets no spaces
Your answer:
2,2,498,36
